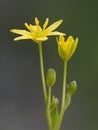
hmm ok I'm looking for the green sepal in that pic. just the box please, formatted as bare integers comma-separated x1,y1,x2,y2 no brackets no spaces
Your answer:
50,96,59,128
64,93,71,111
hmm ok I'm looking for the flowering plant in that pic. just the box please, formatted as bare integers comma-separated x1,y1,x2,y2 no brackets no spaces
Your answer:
10,17,78,130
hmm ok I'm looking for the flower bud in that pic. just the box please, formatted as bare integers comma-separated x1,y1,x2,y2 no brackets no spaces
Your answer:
51,96,59,106
50,96,59,111
67,81,77,96
46,68,56,87
57,35,78,61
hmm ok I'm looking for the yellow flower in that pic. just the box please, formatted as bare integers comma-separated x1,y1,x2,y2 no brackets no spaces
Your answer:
57,35,78,61
10,17,65,44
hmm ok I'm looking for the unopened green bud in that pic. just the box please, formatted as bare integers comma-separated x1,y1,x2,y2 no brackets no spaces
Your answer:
51,96,59,106
46,68,56,87
67,81,77,96
50,96,59,111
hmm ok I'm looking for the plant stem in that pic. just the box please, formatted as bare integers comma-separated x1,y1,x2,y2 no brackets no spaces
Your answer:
38,43,47,104
61,61,67,109
47,87,52,111
47,87,52,130
54,61,67,130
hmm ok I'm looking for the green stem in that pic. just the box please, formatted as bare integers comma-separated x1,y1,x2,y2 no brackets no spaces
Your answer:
61,61,67,109
47,87,52,111
54,61,67,130
38,43,47,104
47,87,52,130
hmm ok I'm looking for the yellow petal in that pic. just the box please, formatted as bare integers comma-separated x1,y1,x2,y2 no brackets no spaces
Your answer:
24,23,31,30
69,38,78,59
47,31,65,36
67,37,78,61
35,17,39,25
44,19,63,34
58,43,67,61
10,29,30,35
14,35,32,41
65,36,74,52
67,36,74,44
59,35,65,44
10,29,33,41
36,37,48,41
43,18,49,30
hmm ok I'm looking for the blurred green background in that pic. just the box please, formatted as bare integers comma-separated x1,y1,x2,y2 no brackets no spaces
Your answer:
0,0,98,130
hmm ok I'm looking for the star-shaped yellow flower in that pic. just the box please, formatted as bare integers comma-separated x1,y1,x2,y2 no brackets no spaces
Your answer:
57,35,78,61
10,17,65,44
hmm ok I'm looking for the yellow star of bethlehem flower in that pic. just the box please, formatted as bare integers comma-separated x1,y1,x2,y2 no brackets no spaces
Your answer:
10,17,65,44
57,35,78,61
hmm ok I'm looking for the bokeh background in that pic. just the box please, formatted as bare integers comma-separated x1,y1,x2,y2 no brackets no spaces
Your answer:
0,0,98,130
